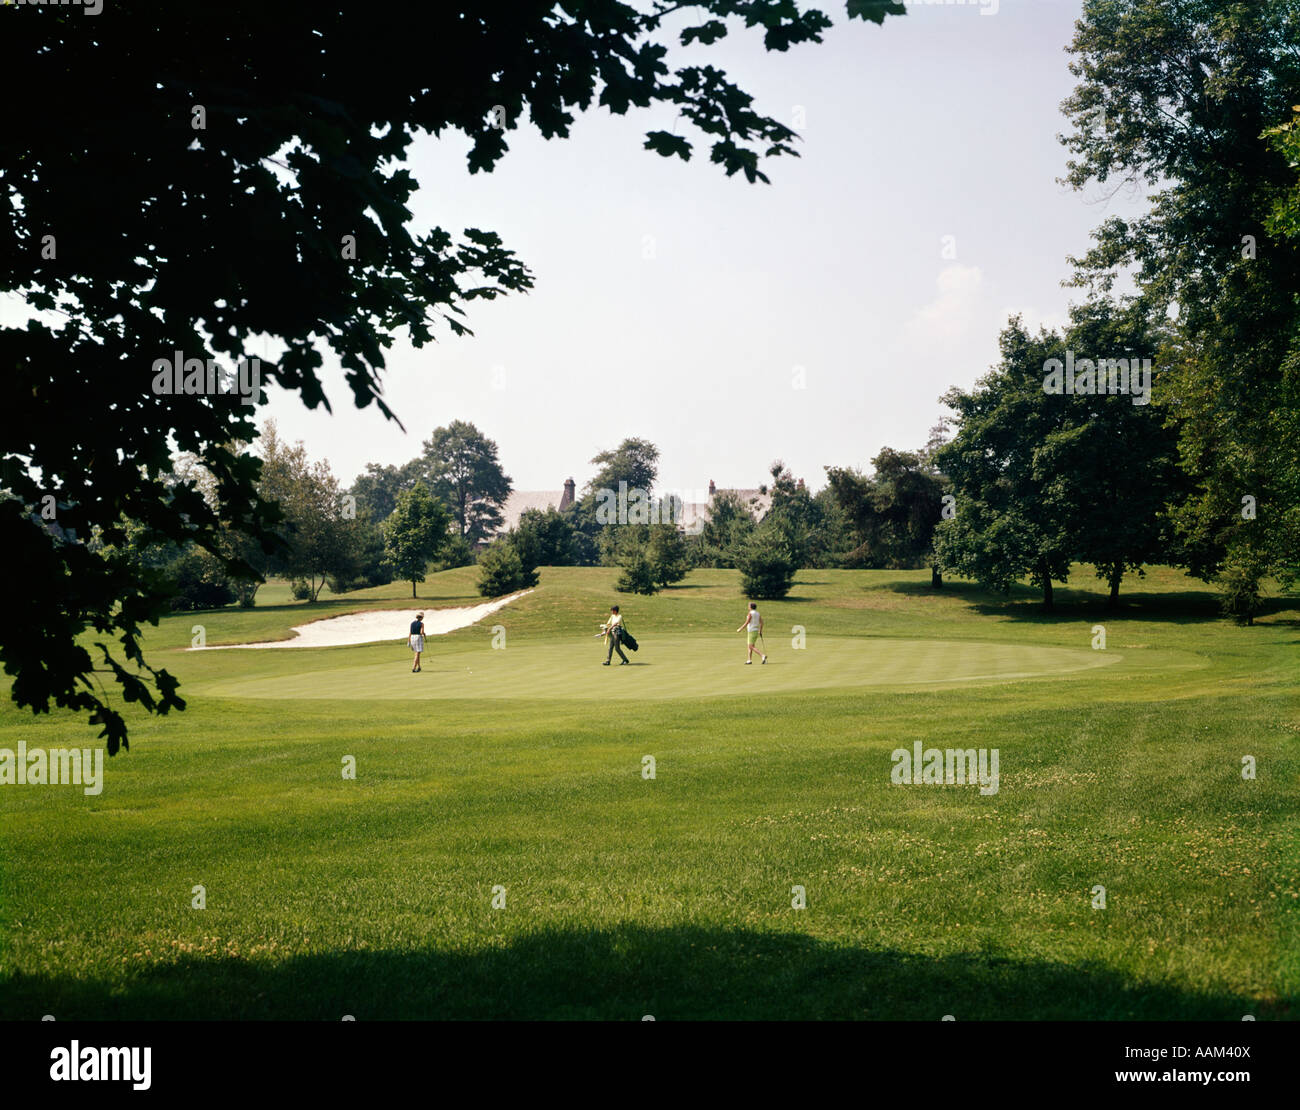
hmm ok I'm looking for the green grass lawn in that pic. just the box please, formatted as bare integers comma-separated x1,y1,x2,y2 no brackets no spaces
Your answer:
1,565,1296,1020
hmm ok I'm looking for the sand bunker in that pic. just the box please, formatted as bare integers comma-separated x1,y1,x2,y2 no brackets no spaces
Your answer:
194,590,533,650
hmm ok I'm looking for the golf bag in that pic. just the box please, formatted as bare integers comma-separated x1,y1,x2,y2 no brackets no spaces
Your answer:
621,628,639,652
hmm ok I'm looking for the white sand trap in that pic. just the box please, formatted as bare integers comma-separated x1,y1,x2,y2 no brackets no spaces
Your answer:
194,590,533,650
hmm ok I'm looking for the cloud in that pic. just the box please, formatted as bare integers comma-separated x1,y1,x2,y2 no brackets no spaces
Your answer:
904,264,985,343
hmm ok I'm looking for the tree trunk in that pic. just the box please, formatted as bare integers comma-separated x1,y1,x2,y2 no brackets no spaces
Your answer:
411,579,417,598
1107,569,1121,608
1041,567,1053,610
931,564,943,589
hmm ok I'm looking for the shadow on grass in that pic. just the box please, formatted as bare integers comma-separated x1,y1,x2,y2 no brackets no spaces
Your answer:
878,578,1300,625
2,925,1281,1021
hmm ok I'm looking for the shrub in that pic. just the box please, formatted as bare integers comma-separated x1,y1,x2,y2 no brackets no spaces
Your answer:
512,508,577,571
647,523,688,587
432,532,475,574
230,574,261,608
735,530,798,599
167,547,236,611
697,489,756,568
616,550,659,595
1218,554,1266,626
328,519,394,594
476,541,538,597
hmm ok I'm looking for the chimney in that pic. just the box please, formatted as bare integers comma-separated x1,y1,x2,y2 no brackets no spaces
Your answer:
708,479,716,497
559,476,576,512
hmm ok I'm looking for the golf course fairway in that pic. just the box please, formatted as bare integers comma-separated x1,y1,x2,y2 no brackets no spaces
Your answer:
0,565,1295,1021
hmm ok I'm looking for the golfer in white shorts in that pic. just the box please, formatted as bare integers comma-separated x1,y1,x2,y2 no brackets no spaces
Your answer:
409,612,425,673
736,602,766,664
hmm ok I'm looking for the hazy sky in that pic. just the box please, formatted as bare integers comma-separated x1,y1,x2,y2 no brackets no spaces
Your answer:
22,0,1153,499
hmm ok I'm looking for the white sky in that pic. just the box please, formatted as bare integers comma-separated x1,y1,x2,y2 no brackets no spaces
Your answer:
14,0,1152,498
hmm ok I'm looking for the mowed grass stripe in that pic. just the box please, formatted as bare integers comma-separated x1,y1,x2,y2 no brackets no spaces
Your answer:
196,636,1131,701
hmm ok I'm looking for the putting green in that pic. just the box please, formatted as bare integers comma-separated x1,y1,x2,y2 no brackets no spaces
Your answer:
197,635,1140,701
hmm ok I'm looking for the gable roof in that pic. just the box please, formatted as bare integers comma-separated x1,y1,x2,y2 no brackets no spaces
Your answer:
493,481,775,538
718,488,772,515
677,487,772,534
497,490,565,534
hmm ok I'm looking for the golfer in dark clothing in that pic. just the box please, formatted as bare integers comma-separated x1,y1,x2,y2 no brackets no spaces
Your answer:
409,613,425,673
600,605,629,665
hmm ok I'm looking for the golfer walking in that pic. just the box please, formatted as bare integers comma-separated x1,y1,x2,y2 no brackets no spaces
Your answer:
600,605,629,666
737,602,767,664
409,612,425,673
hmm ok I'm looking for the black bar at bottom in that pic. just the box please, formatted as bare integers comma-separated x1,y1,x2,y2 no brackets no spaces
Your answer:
4,1019,1289,1098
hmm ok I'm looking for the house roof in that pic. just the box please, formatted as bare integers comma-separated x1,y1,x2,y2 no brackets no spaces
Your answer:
719,488,772,514
497,490,565,534
676,488,771,533
495,482,774,538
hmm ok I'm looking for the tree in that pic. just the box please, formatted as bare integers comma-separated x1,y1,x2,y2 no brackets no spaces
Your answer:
811,483,854,569
106,515,237,613
384,485,451,597
918,420,954,586
419,421,512,544
512,507,577,572
327,514,394,594
1062,0,1300,607
166,547,238,612
823,465,882,567
616,548,660,596
869,448,949,586
1,2,904,750
564,496,603,568
184,426,372,606
476,541,538,598
827,443,948,577
588,438,661,496
612,522,689,593
1217,548,1269,626
934,308,1181,608
695,489,757,568
934,320,1083,609
432,532,476,574
821,470,873,569
1259,108,1300,585
734,526,798,600
763,462,827,568
349,461,423,525
171,446,272,608
1033,300,1184,606
572,437,663,564
646,523,689,587
258,422,361,602
1264,105,1300,242
288,462,363,602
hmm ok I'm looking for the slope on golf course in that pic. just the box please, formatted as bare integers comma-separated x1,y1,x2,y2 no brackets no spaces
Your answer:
0,565,1295,1021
